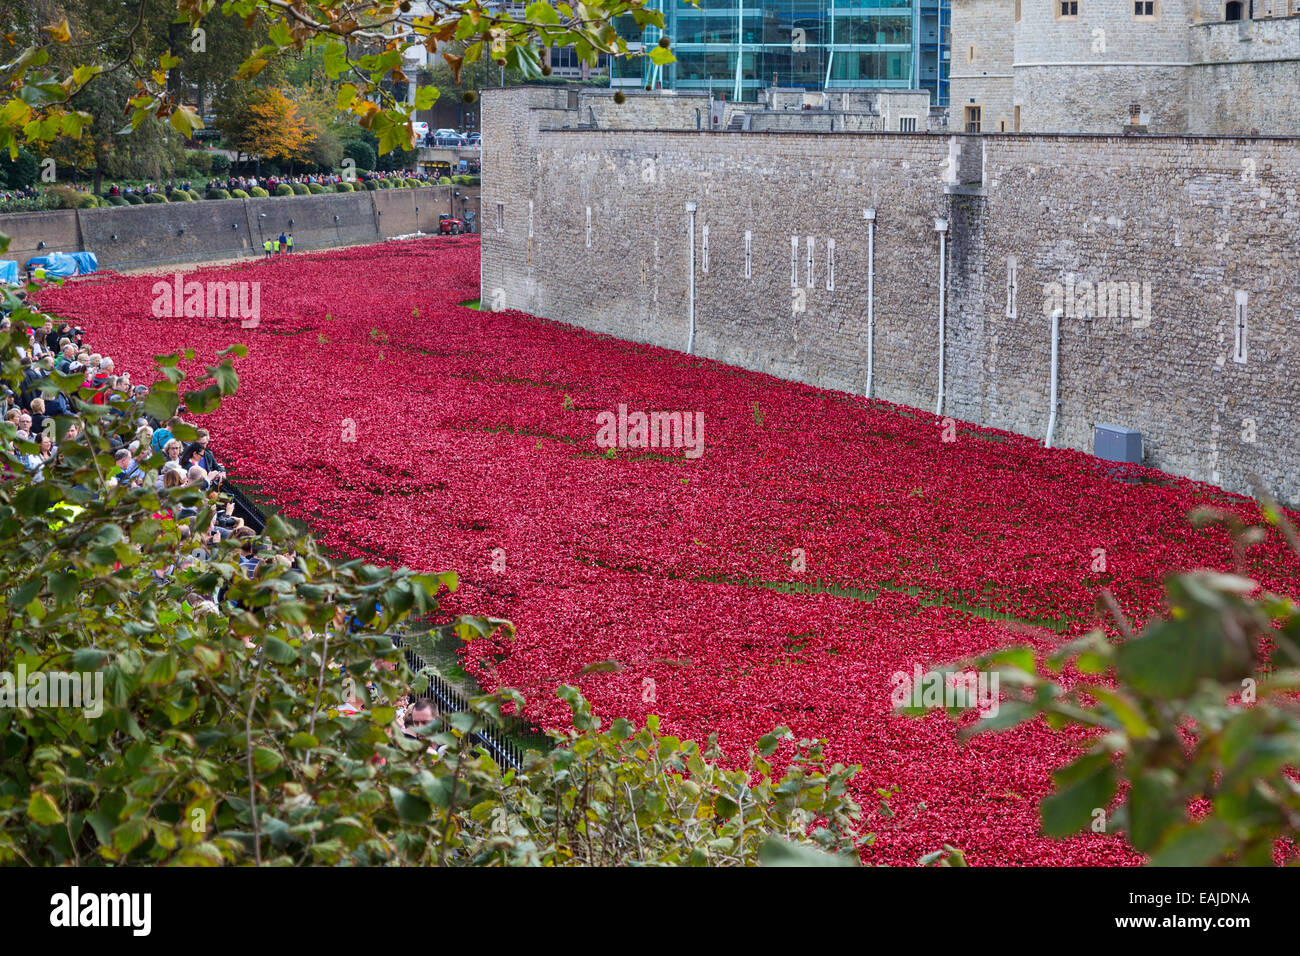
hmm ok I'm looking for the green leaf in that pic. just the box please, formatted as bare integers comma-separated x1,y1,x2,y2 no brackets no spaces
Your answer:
27,791,64,825
1127,770,1178,853
758,838,859,867
141,652,179,686
252,747,282,773
1116,617,1255,699
336,83,358,111
526,1,563,24
1149,821,1233,867
143,387,179,422
389,786,431,824
263,637,297,663
1040,760,1116,838
649,46,676,66
413,85,439,110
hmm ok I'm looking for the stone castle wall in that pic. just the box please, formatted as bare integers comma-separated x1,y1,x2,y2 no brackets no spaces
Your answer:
480,87,1300,501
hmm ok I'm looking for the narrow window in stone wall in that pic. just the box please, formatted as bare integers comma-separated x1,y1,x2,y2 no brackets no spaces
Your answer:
967,44,976,63
528,200,534,239
1133,0,1156,16
701,225,709,274
1233,291,1248,364
826,239,835,291
1006,257,1018,318
496,202,504,233
1058,0,1079,17
585,206,592,248
805,236,815,288
1015,0,1021,19
1014,106,1021,131
790,236,799,288
744,231,752,279
900,116,917,132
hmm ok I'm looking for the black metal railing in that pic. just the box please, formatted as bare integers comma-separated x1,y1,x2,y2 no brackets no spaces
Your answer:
390,634,525,770
220,470,526,771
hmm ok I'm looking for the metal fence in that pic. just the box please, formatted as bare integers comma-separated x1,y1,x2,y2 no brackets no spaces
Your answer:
390,634,525,771
223,471,525,771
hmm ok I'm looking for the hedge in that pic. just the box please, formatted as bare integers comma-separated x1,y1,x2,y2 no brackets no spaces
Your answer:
143,193,168,203
437,177,452,185
291,183,309,195
363,179,379,191
334,182,353,192
249,186,269,197
307,183,327,194
205,188,231,200
125,193,144,205
274,184,294,196
168,189,192,202
230,188,249,198
106,196,130,206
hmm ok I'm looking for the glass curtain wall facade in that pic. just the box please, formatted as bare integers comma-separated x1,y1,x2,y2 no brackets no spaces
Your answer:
613,0,919,101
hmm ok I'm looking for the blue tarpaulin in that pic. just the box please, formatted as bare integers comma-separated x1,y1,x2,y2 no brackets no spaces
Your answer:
26,252,78,278
70,251,98,275
0,260,18,284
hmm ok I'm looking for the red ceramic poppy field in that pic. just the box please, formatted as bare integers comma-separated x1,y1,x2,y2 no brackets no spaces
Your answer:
39,237,1300,865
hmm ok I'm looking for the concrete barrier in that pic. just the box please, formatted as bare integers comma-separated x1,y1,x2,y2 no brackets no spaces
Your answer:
1,185,481,272
1,209,82,266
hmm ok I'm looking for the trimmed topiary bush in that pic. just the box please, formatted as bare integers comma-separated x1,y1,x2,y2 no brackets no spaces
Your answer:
334,181,353,192
168,189,192,202
307,183,326,194
143,192,168,203
230,188,249,199
249,186,269,197
45,185,97,209
125,193,144,205
363,179,379,191
291,182,309,195
205,188,231,200
274,183,294,196
437,176,452,185
106,195,129,207
187,189,201,200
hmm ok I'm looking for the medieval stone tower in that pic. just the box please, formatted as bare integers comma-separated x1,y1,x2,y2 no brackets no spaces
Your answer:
951,0,1300,133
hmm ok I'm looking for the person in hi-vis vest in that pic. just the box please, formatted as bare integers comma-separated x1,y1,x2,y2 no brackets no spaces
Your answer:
286,233,294,253
263,238,272,258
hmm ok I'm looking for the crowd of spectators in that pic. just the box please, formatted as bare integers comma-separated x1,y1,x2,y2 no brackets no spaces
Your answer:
105,181,194,198
1,184,39,203
1,297,447,754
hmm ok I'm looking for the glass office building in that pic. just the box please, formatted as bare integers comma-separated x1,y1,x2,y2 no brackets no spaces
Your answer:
612,0,948,105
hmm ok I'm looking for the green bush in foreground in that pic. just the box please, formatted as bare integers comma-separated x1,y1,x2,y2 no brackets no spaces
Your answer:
168,189,192,203
307,183,326,195
142,192,168,204
249,186,269,198
0,305,870,867
334,182,353,192
291,183,309,195
905,501,1300,866
274,184,293,197
230,189,249,199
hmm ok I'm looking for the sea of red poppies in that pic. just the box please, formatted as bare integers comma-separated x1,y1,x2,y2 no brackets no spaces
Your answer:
38,237,1300,865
